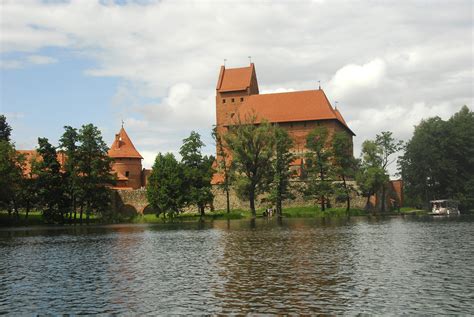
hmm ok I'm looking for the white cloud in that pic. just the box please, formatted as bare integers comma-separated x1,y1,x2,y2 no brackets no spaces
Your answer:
328,58,386,98
1,0,472,175
0,54,57,69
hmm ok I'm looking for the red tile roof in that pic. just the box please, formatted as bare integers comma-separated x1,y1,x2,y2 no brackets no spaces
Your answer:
16,150,67,176
108,127,143,159
217,64,254,92
230,89,355,135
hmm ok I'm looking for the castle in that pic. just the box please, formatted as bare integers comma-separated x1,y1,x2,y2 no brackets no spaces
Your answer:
108,126,150,190
215,63,355,161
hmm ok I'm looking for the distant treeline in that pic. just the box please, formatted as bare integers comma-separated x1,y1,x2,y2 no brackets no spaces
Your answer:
1,105,472,225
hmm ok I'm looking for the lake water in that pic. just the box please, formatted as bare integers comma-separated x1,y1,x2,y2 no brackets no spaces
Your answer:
0,216,473,314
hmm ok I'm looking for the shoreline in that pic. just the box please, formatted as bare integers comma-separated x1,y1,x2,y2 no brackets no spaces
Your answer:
0,207,430,229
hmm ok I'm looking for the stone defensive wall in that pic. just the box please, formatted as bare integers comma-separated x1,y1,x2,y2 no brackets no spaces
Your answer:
110,181,397,215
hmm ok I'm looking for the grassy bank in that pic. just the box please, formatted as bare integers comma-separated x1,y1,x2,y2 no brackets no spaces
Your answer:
128,206,369,224
1,206,427,227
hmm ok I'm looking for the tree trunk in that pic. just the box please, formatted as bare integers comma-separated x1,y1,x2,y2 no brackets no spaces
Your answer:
342,176,350,214
249,189,256,218
25,200,30,221
79,204,83,225
225,188,230,214
199,205,205,221
381,184,386,213
365,195,371,211
320,165,325,211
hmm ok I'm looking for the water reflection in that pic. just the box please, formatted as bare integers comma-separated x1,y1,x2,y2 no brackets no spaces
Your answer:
0,216,473,314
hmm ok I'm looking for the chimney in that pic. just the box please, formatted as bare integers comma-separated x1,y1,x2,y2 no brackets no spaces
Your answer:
115,134,121,148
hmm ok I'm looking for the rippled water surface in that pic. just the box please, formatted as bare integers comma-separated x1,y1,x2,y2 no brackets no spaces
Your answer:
1,216,474,314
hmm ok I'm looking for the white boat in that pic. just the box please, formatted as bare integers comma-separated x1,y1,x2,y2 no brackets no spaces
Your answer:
429,199,460,215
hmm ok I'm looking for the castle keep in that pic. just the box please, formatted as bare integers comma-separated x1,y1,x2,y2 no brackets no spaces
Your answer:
215,63,355,156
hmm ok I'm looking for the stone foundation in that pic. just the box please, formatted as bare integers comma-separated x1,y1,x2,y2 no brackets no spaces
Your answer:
111,181,377,215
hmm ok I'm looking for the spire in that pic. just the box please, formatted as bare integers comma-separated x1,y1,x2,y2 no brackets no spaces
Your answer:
108,127,143,159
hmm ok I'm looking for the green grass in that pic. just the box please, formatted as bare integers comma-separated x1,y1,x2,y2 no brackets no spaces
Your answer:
2,205,426,227
281,206,367,218
398,207,427,215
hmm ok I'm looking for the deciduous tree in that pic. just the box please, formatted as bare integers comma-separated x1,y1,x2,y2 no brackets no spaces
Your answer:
305,126,332,211
269,126,294,218
212,126,232,214
224,116,275,217
332,131,358,213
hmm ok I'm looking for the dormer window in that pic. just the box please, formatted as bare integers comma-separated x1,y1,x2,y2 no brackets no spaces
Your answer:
231,98,235,102
222,99,226,104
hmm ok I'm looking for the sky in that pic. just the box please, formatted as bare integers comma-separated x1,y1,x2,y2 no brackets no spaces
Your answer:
1,0,473,175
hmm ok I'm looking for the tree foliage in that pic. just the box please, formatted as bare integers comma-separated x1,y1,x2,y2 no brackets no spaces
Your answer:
0,115,12,142
0,139,25,218
357,131,402,212
332,131,358,213
75,124,114,222
224,116,275,217
146,153,186,218
32,138,64,223
304,126,332,211
399,106,474,210
180,131,214,218
269,126,294,217
212,126,232,213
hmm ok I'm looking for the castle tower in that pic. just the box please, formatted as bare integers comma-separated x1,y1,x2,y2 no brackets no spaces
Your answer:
215,63,259,134
108,127,143,190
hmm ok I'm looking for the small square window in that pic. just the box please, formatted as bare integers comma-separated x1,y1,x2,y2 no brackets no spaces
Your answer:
231,98,235,102
240,97,244,102
125,171,130,177
222,99,226,103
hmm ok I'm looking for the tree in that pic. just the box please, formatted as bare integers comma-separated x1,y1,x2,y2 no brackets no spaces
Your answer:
59,126,80,222
0,115,12,142
32,138,64,223
212,126,232,214
0,140,25,219
224,116,275,217
332,131,358,213
76,124,114,223
180,131,214,219
147,153,186,218
269,126,294,218
399,106,474,210
375,131,403,212
305,126,332,211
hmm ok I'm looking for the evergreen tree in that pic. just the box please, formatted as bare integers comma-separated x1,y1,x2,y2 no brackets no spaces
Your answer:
224,116,275,217
59,126,80,222
304,126,332,211
212,126,232,214
0,140,25,219
33,138,64,223
269,126,294,218
147,153,186,218
0,115,12,142
76,124,113,223
332,131,358,213
180,131,214,219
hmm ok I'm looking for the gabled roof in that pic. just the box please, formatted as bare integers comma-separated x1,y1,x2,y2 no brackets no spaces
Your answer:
108,127,143,159
216,63,257,92
230,89,355,135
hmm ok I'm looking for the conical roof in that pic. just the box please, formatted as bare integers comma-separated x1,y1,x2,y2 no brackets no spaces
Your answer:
108,127,143,159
